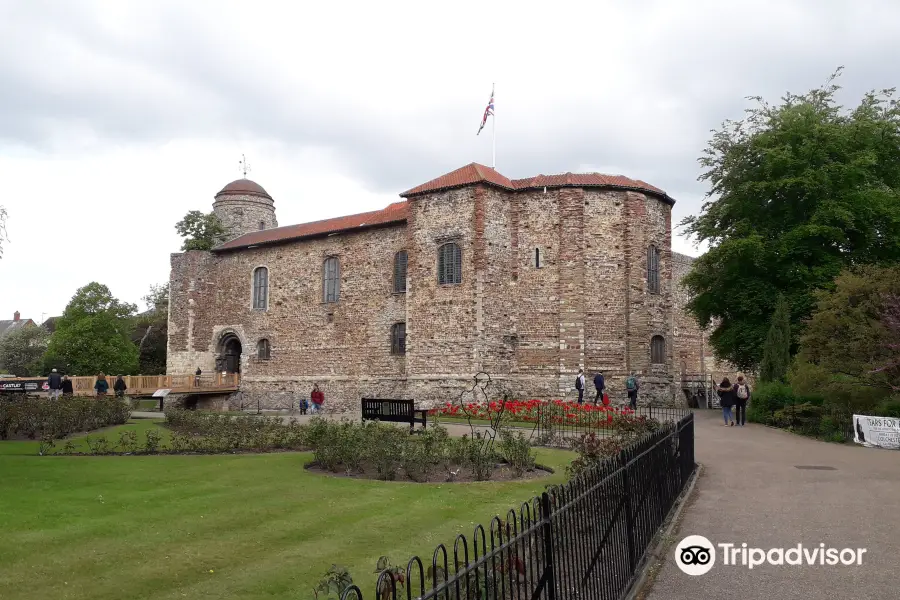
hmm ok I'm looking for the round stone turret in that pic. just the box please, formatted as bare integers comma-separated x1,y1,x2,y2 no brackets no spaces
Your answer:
212,179,278,241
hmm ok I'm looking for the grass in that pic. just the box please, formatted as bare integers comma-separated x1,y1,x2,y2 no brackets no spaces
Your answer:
0,422,574,600
132,399,162,411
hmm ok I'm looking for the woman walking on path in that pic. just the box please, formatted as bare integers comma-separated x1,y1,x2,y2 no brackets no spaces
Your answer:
718,377,736,426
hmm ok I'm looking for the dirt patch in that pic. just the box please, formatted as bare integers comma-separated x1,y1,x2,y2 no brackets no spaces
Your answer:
305,461,555,483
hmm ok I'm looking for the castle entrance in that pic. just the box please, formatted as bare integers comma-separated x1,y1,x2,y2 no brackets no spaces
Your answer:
218,333,243,374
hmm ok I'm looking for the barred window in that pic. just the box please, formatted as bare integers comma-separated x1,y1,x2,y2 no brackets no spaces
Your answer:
257,339,271,360
323,256,340,303
437,242,462,285
647,245,661,294
651,335,666,364
252,267,268,309
393,250,408,293
391,322,406,356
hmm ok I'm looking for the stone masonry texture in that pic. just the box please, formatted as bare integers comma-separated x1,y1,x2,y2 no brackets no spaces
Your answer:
168,170,727,412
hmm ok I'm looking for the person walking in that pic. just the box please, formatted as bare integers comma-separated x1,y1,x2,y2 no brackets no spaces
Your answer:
94,373,109,397
310,383,324,414
625,371,639,410
61,375,74,397
47,368,62,400
194,367,202,387
593,371,605,404
718,377,736,426
734,375,751,426
113,375,127,398
575,369,585,404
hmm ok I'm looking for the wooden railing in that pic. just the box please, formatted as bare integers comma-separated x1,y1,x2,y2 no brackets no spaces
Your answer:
30,373,241,396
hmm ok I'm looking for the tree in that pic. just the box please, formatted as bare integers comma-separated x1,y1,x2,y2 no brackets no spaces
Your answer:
760,296,791,382
135,283,169,375
0,205,7,258
682,69,900,371
43,282,139,375
0,325,48,376
791,266,900,412
175,211,226,251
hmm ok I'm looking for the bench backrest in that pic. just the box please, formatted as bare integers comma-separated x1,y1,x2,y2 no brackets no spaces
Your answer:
361,398,415,418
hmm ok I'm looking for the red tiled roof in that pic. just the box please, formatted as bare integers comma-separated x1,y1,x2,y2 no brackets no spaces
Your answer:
216,179,272,200
403,164,673,204
401,163,515,197
513,173,672,203
213,201,408,252
212,164,673,252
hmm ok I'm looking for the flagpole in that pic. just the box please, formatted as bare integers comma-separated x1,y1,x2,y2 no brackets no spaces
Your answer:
491,83,496,169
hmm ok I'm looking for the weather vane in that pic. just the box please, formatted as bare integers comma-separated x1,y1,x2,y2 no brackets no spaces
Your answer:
239,154,251,179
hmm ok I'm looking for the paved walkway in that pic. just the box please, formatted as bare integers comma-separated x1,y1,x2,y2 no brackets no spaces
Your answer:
645,409,899,599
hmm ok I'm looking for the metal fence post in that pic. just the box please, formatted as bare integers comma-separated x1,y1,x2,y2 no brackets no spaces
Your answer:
540,492,557,600
621,453,637,576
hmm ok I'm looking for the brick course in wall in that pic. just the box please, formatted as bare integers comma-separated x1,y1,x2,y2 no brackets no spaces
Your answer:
168,165,717,411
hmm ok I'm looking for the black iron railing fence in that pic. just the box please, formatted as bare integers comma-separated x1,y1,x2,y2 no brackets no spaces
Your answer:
341,412,695,600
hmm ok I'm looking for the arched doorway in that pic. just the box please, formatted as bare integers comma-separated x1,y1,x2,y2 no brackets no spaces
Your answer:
218,333,243,374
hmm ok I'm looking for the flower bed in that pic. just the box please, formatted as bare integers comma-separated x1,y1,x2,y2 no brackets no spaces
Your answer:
429,399,645,428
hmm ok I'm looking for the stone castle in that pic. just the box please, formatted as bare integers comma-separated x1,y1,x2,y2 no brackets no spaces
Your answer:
167,163,726,411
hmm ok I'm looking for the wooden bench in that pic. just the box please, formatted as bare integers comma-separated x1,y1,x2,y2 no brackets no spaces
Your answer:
361,398,428,433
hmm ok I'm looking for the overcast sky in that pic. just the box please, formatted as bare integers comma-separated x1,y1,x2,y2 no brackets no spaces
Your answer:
1,0,898,322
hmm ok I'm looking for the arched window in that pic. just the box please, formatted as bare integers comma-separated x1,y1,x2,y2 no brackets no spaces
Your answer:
535,248,541,269
651,335,666,364
252,267,268,309
393,250,408,293
391,322,406,356
437,242,462,285
323,256,340,303
257,339,271,360
647,245,661,294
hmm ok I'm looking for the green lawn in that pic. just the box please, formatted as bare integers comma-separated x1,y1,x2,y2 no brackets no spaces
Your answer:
0,422,574,600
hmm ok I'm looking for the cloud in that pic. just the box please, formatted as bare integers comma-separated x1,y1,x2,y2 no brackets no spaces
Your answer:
0,0,898,318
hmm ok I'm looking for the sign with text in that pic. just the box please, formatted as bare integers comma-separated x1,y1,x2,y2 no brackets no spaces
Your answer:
853,415,900,449
0,379,49,394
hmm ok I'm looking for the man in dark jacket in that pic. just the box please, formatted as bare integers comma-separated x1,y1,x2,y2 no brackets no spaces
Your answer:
113,375,127,398
575,369,585,404
47,369,62,400
593,372,605,404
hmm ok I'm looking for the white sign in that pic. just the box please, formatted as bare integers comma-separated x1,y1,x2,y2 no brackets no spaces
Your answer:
152,389,172,398
853,414,900,449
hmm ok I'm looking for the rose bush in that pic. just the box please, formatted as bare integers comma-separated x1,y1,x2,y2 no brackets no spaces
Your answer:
429,399,648,429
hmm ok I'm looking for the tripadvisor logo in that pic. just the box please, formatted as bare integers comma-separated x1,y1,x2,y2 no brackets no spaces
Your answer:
675,536,867,575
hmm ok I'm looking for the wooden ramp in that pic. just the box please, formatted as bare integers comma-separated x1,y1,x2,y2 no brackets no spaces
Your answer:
0,374,240,398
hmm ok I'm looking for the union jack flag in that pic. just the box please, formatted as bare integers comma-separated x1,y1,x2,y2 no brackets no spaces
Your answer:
477,87,494,135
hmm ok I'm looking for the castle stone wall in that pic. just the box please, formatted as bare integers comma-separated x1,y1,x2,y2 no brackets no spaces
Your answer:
169,181,698,412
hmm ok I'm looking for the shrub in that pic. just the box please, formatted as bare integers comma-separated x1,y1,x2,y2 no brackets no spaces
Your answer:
874,397,900,418
369,423,408,480
144,429,162,453
162,409,312,454
118,430,139,454
0,395,131,441
498,430,535,477
567,432,624,478
465,431,496,481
